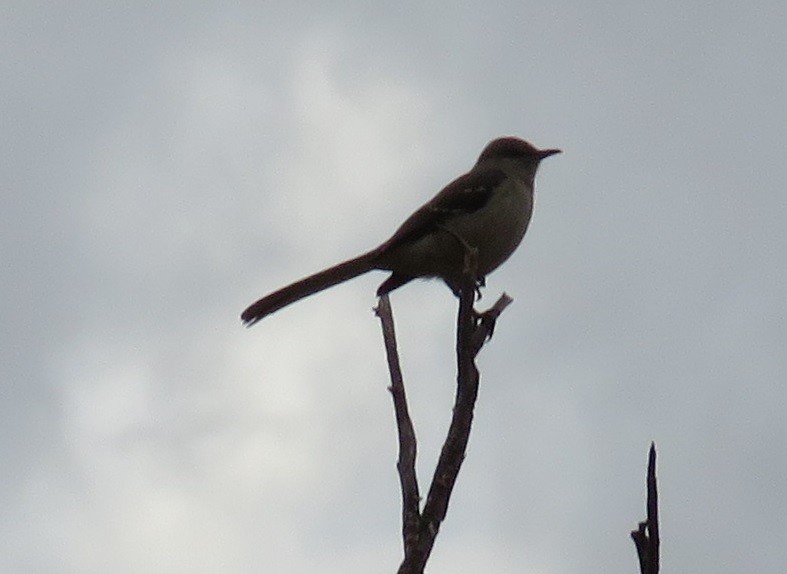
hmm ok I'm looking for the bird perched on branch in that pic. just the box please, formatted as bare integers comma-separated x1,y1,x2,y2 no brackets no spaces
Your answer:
241,137,560,326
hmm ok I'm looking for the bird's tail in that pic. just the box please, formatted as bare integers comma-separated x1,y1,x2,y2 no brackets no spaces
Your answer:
241,249,381,326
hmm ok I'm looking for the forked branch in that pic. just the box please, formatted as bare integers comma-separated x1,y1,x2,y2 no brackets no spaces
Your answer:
375,288,512,574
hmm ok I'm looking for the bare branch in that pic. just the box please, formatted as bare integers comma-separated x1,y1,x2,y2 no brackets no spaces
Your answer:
631,443,660,574
375,296,421,559
420,281,478,530
377,285,512,574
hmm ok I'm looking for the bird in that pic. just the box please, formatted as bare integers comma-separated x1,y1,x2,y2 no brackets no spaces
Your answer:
241,137,560,326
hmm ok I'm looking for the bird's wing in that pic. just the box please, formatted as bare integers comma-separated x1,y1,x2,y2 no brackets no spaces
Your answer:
380,167,506,248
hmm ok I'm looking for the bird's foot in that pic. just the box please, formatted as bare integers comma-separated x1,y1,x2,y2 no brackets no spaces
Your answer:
474,276,486,300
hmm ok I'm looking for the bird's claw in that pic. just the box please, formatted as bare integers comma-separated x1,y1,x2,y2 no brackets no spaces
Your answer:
474,276,485,300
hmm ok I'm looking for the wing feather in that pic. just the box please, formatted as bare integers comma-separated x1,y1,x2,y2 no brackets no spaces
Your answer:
380,168,506,248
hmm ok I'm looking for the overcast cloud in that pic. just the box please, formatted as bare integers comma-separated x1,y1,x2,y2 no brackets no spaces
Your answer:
2,2,786,573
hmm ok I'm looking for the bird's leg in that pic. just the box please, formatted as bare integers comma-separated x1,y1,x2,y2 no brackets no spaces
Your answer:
438,225,496,338
474,276,486,300
437,225,481,293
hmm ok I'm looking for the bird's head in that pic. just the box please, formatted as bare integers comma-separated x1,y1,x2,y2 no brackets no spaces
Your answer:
476,137,561,165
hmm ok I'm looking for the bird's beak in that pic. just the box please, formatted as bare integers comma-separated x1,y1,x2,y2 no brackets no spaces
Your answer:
538,148,562,159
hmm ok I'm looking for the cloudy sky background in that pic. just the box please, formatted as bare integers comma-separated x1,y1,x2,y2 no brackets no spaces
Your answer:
3,2,785,573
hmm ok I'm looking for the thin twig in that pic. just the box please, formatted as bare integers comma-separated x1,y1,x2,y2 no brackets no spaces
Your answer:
631,443,660,574
419,281,478,530
375,296,421,560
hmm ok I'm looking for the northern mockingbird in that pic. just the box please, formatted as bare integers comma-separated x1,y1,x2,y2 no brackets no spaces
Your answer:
241,137,560,326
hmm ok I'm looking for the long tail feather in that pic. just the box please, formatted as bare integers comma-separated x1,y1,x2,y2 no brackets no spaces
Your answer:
241,250,380,326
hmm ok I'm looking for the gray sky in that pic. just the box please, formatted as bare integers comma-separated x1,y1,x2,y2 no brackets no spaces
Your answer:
3,2,785,573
